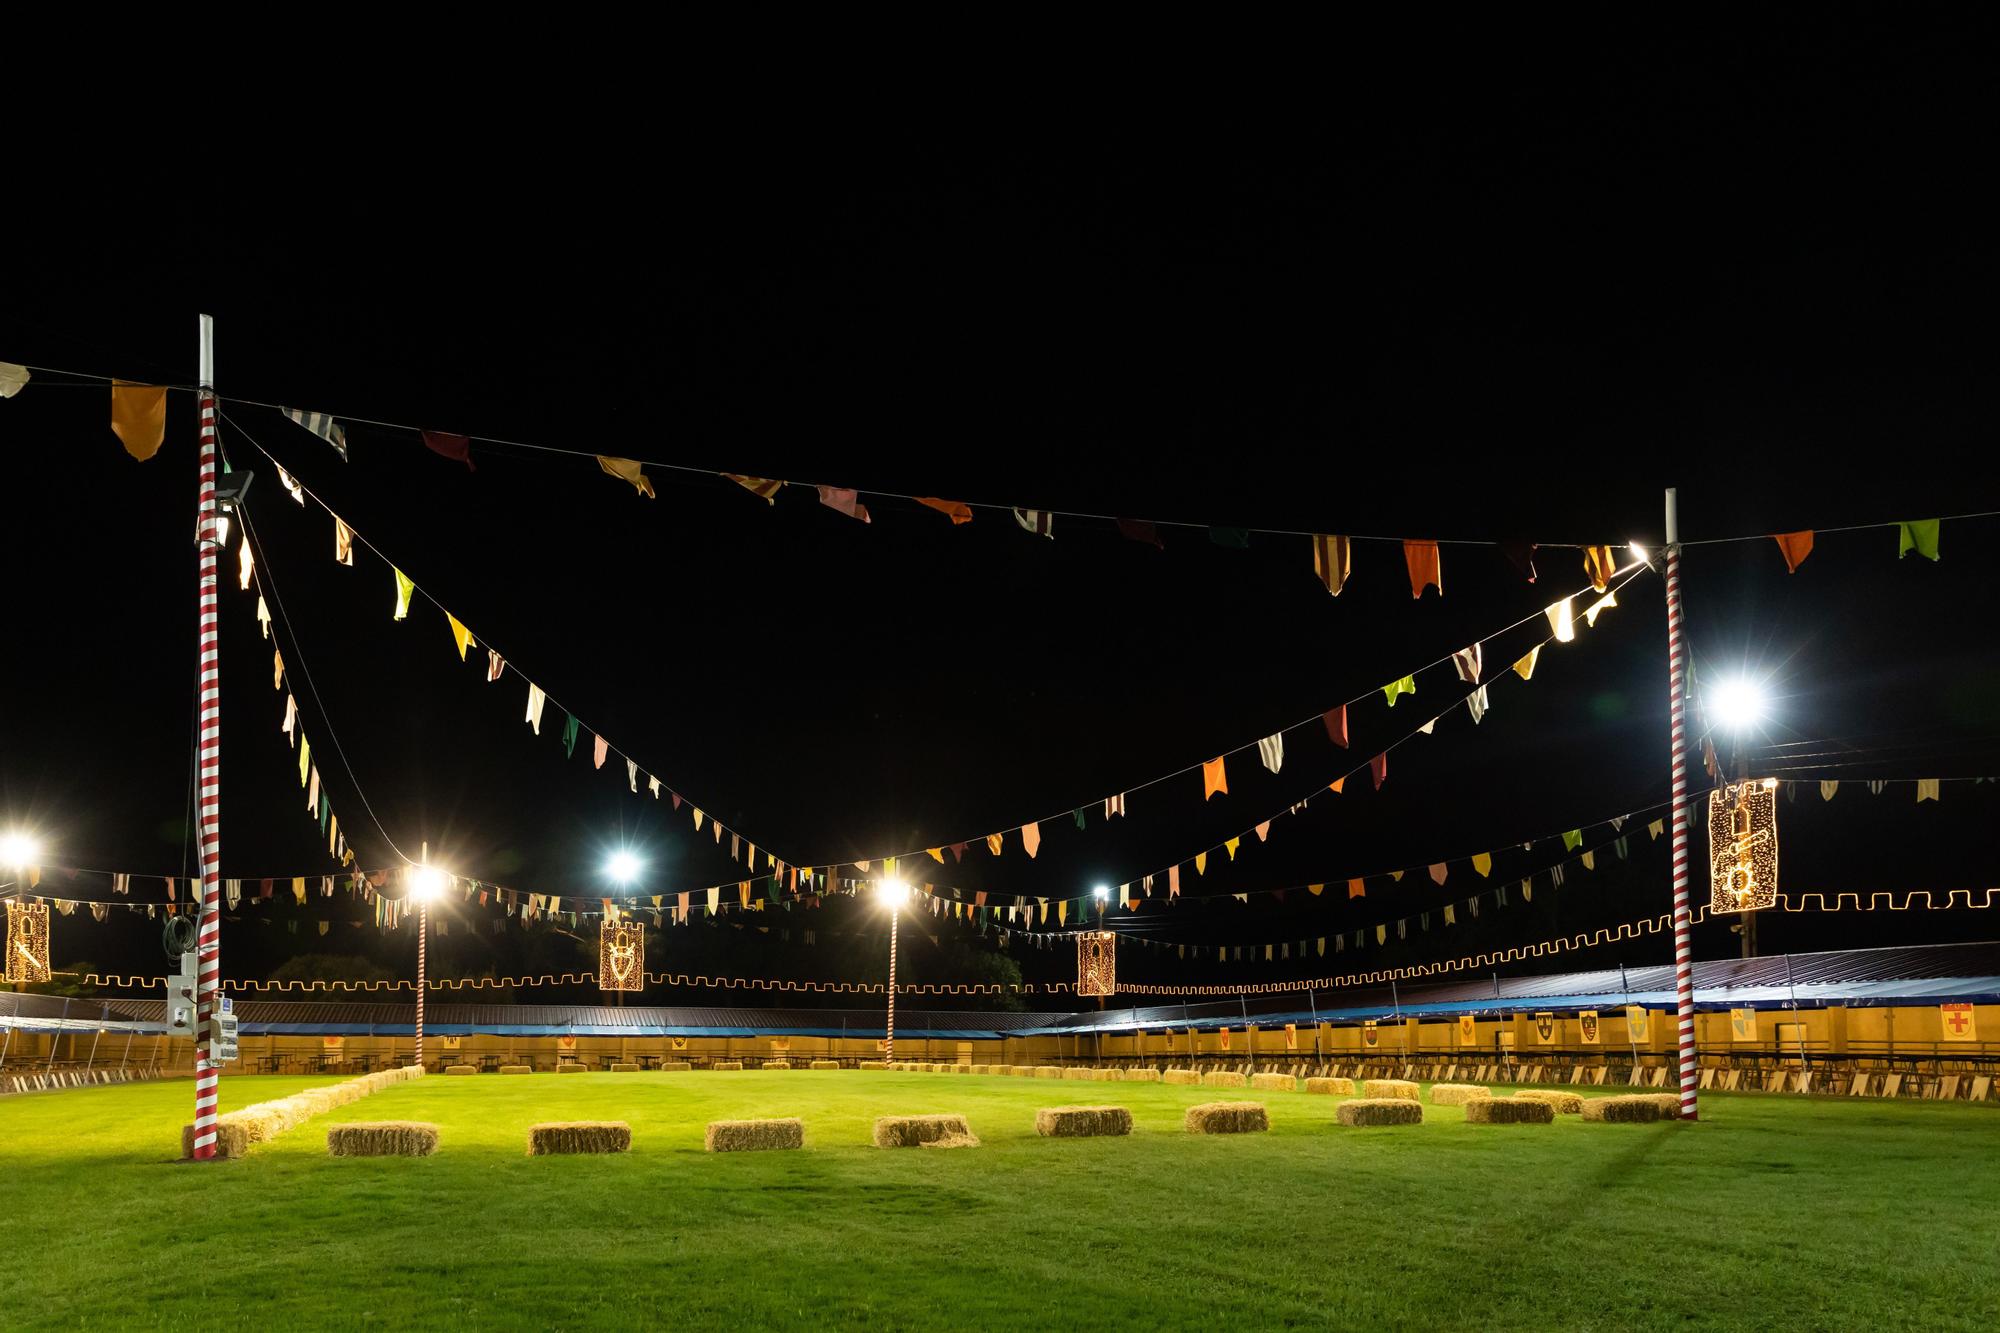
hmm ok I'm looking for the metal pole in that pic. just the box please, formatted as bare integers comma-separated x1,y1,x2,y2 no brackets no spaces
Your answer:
46,996,70,1073
416,901,426,1069
884,904,898,1063
1664,487,1700,1121
86,1004,105,1072
190,314,225,1157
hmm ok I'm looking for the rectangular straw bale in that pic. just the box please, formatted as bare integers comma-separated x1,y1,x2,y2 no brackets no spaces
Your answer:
499,1064,533,1075
1513,1089,1584,1114
1465,1097,1554,1125
1063,1067,1093,1080
711,1061,744,1070
872,1114,979,1149
763,1060,791,1069
858,1061,887,1070
327,1121,441,1156
1036,1105,1134,1138
810,1060,840,1070
1580,1094,1673,1123
1304,1077,1356,1095
1124,1068,1162,1083
180,1121,250,1160
444,1065,477,1076
526,1121,633,1155
1362,1078,1419,1100
661,1060,692,1071
1184,1101,1269,1134
1163,1068,1200,1086
1035,1066,1066,1079
610,1062,640,1072
1335,1098,1424,1126
951,1064,973,1073
1201,1070,1247,1088
1429,1082,1492,1106
704,1118,805,1152
1250,1073,1296,1092
557,1063,588,1074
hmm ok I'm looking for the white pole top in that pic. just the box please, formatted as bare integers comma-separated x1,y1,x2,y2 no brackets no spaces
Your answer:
198,314,214,390
1664,486,1680,546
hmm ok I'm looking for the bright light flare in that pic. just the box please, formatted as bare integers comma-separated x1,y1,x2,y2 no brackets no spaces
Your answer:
1,832,42,867
1709,678,1770,732
876,877,910,906
1092,884,1111,900
605,851,644,885
409,864,448,902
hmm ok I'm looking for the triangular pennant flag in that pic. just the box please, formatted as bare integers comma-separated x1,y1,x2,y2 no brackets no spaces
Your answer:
1771,531,1814,573
1916,778,1940,803
1255,820,1271,842
987,832,1003,856
487,650,505,682
257,596,271,639
1582,545,1617,592
1499,539,1538,583
1512,645,1541,681
1202,756,1228,800
1546,598,1575,643
1418,718,1436,735
525,685,546,733
1648,818,1663,839
593,734,609,769
916,497,973,524
1104,794,1126,819
1370,752,1388,790
815,486,870,523
1311,534,1352,596
1820,780,1839,801
1428,862,1447,885
333,518,355,567
447,614,474,661
1116,518,1164,549
1472,852,1492,877
0,362,29,398
110,381,168,461
276,466,304,505
1403,539,1441,598
597,456,656,498
1583,591,1617,628
1012,509,1054,538
1898,520,1941,561
1257,733,1284,773
626,758,639,793
562,713,580,758
1168,866,1180,897
282,408,348,460
724,474,785,503
1322,705,1348,748
1451,644,1482,684
1383,676,1417,707
1467,685,1490,724
1022,823,1041,858
392,569,415,621
421,430,475,471
1562,829,1582,850
237,535,255,591
1194,852,1207,875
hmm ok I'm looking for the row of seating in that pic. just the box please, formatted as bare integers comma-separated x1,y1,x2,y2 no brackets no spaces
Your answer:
1,1067,159,1096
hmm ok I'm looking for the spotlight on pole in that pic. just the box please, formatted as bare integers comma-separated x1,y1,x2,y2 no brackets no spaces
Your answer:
1709,677,1770,732
1092,884,1110,901
409,864,448,902
1,832,41,868
605,850,644,886
876,877,910,906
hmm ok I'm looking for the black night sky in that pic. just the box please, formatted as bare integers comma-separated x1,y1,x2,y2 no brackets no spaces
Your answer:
4,25,1997,1006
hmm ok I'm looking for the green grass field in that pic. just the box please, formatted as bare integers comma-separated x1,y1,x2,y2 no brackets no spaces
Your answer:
3,1071,1996,1330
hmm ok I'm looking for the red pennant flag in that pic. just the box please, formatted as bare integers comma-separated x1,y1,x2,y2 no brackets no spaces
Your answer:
1370,752,1388,790
1322,705,1348,748
1117,518,1164,549
1403,540,1442,599
421,431,475,471
1499,539,1538,582
916,497,974,524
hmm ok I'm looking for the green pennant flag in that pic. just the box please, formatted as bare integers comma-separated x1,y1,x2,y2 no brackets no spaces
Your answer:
1073,808,1086,830
1562,829,1582,850
1898,520,1941,561
1384,675,1417,707
562,713,580,758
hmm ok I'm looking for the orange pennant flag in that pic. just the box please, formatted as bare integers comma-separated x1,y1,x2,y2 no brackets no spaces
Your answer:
597,456,656,498
1202,756,1228,800
986,832,1004,856
723,474,785,503
1403,539,1441,598
1771,531,1814,573
1329,777,1345,795
1348,878,1366,899
915,497,974,524
1583,545,1617,592
1311,534,1352,596
111,381,168,461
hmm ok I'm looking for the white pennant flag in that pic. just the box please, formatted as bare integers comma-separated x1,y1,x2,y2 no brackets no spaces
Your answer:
525,683,547,734
1012,509,1054,538
1257,734,1284,773
627,758,639,794
1467,685,1490,724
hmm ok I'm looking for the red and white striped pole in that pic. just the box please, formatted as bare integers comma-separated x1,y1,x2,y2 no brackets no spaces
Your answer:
415,901,426,1068
884,904,898,1063
1664,487,1699,1121
190,314,225,1157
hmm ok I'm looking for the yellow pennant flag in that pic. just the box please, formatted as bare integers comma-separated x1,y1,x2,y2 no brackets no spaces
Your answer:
393,569,415,620
110,381,167,461
1224,837,1240,861
598,456,656,498
1512,645,1541,680
1195,852,1207,875
447,614,474,661
1057,901,1067,926
1472,852,1493,877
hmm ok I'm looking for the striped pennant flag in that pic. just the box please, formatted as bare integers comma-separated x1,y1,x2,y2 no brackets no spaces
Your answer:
281,407,348,460
1013,508,1055,538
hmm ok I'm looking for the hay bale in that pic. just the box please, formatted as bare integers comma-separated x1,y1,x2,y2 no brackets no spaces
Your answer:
858,1061,887,1070
1429,1082,1492,1106
1362,1078,1419,1101
1062,1067,1093,1080
872,1114,979,1149
704,1118,805,1152
180,1121,250,1160
1184,1101,1269,1134
1035,1066,1065,1079
1512,1089,1584,1114
1163,1068,1200,1086
763,1060,791,1070
809,1060,840,1070
526,1121,633,1155
327,1121,441,1156
1335,1098,1424,1127
1035,1105,1134,1138
444,1064,477,1076
661,1060,692,1071
1201,1070,1247,1088
1250,1073,1296,1092
711,1061,744,1070
557,1062,588,1074
1304,1077,1356,1095
951,1064,973,1074
1124,1068,1162,1083
499,1064,533,1075
1465,1098,1554,1125
609,1062,640,1073
1581,1094,1674,1123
